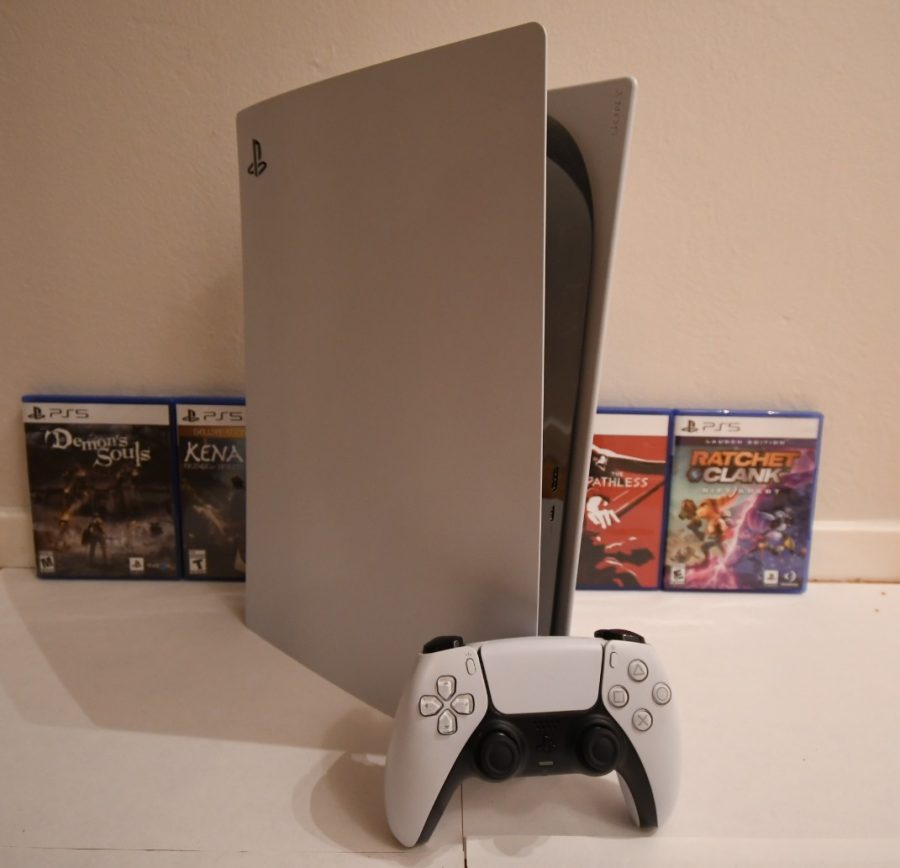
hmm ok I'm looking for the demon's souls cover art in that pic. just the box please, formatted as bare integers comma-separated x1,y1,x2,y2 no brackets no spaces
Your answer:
23,399,178,578
576,410,671,590
175,403,246,580
664,412,822,592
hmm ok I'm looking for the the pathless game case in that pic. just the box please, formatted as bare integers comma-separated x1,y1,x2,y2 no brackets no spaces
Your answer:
23,396,179,578
175,401,246,580
576,409,671,590
663,410,822,592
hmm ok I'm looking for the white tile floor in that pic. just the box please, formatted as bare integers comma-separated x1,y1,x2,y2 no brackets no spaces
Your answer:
1,569,897,867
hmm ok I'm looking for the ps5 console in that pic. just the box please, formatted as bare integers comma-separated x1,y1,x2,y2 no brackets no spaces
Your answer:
238,23,635,713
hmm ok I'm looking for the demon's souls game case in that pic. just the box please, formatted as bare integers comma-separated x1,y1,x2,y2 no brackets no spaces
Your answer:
576,409,671,590
663,411,823,592
175,401,246,580
23,397,179,578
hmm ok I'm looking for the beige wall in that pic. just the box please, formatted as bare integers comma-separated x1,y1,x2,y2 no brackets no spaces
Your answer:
2,0,898,575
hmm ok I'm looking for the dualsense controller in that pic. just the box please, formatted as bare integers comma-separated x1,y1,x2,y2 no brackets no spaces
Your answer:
384,630,679,846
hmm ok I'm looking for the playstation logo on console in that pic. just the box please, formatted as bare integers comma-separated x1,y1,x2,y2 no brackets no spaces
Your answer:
247,139,267,177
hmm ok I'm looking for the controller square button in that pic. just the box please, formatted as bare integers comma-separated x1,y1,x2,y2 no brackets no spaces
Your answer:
418,695,442,717
437,709,457,735
451,693,474,715
652,682,672,705
608,685,629,708
627,659,649,682
632,708,653,732
437,675,456,700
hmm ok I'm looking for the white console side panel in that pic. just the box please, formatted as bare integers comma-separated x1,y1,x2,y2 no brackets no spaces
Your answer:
239,25,547,714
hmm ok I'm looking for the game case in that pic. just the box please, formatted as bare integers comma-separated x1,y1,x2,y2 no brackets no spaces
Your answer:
174,400,246,580
663,410,823,592
23,396,179,578
576,409,672,590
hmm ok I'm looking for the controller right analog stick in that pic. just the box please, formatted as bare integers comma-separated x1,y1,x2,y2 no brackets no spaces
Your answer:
477,730,521,780
580,724,619,774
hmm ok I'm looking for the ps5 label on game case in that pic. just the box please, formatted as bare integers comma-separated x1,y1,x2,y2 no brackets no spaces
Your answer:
663,412,822,592
576,410,671,590
23,398,178,578
175,402,246,580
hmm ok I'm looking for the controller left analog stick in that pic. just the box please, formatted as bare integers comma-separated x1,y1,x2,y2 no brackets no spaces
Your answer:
477,730,521,780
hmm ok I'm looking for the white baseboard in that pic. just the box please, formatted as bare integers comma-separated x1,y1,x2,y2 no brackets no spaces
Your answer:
809,520,900,581
1,507,897,580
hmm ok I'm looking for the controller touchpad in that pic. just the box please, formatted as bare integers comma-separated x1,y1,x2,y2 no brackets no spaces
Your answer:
479,637,604,714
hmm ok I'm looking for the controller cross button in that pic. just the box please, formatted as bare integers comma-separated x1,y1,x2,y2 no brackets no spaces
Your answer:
436,676,456,700
652,682,672,705
418,695,442,717
627,659,649,682
608,685,629,708
437,709,457,735
632,708,653,732
450,693,474,715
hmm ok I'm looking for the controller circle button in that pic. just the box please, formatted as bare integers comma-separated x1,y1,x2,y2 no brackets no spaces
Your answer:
477,731,521,780
652,682,671,705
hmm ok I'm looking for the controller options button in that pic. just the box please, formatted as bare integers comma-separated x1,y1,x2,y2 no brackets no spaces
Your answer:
632,708,653,732
450,693,474,715
437,709,457,735
608,685,629,708
437,676,456,700
627,659,649,682
418,695,442,717
652,682,672,705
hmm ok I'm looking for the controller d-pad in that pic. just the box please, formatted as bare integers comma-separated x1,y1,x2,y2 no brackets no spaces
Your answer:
437,676,456,700
418,695,442,717
437,709,457,735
